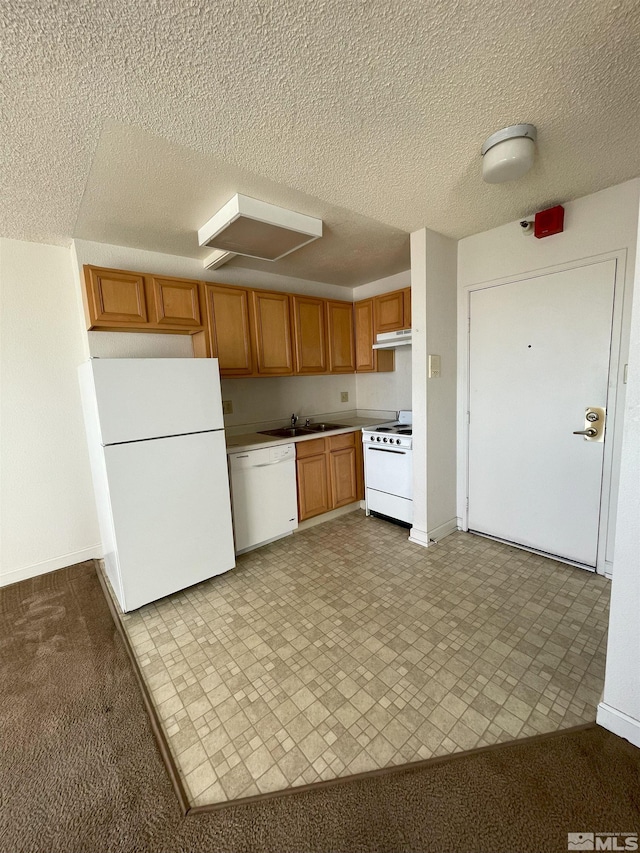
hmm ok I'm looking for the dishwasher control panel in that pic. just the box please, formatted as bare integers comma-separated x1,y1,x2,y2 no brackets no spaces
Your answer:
269,444,295,462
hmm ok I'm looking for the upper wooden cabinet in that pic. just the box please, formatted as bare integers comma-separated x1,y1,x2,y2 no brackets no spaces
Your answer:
251,290,294,375
374,287,411,334
84,266,148,328
354,298,394,374
403,287,411,328
83,264,404,378
150,276,201,327
326,300,355,374
291,295,328,374
82,265,203,333
204,284,254,376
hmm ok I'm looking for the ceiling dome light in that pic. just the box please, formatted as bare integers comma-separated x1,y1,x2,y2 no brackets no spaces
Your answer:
481,124,537,183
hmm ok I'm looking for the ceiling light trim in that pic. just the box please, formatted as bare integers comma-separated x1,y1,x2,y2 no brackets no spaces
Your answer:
197,193,323,262
202,248,237,270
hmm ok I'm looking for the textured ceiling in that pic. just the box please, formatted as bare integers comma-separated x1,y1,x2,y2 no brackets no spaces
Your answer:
2,0,640,284
73,125,410,287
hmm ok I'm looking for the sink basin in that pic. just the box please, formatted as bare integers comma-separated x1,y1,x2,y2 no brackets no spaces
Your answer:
304,423,352,432
258,427,316,438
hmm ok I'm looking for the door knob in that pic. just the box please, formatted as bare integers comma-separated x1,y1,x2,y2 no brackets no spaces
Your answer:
574,407,606,442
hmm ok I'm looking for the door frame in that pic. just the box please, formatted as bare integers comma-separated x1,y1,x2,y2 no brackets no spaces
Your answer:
457,249,629,575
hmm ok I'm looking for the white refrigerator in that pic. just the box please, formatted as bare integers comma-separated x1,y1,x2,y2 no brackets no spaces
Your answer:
78,358,236,612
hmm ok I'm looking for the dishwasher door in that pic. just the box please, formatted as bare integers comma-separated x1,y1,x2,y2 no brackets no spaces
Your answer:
228,444,298,554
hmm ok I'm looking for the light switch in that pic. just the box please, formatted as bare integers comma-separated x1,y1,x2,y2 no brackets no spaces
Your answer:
428,354,441,379
341,391,349,402
222,400,233,414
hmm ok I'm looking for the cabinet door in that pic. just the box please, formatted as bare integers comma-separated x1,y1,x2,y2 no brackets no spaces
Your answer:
297,454,331,521
326,300,355,373
151,277,201,327
84,266,148,328
403,287,411,327
374,289,405,333
205,285,254,375
354,299,376,372
292,295,328,374
251,290,294,375
329,447,359,508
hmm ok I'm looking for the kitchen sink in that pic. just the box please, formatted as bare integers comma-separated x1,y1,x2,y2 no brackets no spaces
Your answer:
258,422,352,438
258,427,316,438
304,422,351,432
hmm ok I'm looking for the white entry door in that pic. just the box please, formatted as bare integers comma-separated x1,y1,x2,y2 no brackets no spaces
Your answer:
467,259,616,568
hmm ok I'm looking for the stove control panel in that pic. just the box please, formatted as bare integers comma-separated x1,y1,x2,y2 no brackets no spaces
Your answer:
363,433,412,449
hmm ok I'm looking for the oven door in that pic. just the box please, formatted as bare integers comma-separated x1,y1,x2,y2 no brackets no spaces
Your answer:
364,443,413,499
364,442,413,523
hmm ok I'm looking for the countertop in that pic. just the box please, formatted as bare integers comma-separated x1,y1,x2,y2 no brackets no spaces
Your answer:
225,417,390,454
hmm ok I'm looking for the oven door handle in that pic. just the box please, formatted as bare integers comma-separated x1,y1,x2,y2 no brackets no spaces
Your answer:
367,446,408,455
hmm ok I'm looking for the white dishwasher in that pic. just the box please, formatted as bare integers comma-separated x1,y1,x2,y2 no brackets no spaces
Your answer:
228,444,298,554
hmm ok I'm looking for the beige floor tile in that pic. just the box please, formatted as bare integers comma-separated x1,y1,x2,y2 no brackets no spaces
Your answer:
117,513,610,807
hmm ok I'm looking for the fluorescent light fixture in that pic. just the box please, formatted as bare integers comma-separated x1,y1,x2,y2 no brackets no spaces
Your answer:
481,124,537,183
198,194,323,261
202,248,237,270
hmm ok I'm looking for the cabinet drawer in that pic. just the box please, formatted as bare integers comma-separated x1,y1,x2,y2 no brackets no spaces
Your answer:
296,437,327,458
329,431,357,451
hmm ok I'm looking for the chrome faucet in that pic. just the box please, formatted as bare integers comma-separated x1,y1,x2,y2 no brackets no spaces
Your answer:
291,413,298,428
305,417,311,427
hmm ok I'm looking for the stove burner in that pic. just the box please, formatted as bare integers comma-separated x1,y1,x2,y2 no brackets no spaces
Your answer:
375,427,394,432
398,429,412,435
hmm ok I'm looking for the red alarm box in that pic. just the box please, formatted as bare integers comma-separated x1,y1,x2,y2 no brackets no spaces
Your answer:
534,205,564,238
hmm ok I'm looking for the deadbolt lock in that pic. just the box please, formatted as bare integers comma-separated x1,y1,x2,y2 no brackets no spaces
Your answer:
573,407,606,442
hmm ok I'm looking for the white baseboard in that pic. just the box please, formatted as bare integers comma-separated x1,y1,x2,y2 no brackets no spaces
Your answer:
597,702,640,748
409,518,459,548
408,528,429,548
428,518,459,542
0,545,103,588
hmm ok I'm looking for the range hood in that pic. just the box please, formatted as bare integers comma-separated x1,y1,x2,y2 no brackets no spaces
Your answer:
198,194,323,262
373,329,412,349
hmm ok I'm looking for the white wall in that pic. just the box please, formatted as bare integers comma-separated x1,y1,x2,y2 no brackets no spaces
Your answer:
409,229,458,547
0,239,100,585
353,269,410,301
457,179,640,571
597,198,640,747
355,347,412,414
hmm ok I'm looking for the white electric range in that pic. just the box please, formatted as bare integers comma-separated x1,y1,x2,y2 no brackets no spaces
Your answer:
362,410,413,525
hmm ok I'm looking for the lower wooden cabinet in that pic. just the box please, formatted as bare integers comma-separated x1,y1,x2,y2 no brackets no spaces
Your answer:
296,432,364,521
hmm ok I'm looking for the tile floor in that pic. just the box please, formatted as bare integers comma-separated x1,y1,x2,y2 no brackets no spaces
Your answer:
118,511,610,806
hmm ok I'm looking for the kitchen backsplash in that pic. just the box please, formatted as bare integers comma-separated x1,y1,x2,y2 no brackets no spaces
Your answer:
220,373,357,428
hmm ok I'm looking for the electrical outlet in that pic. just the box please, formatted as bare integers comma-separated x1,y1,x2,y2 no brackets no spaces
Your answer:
222,400,233,415
340,391,349,403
